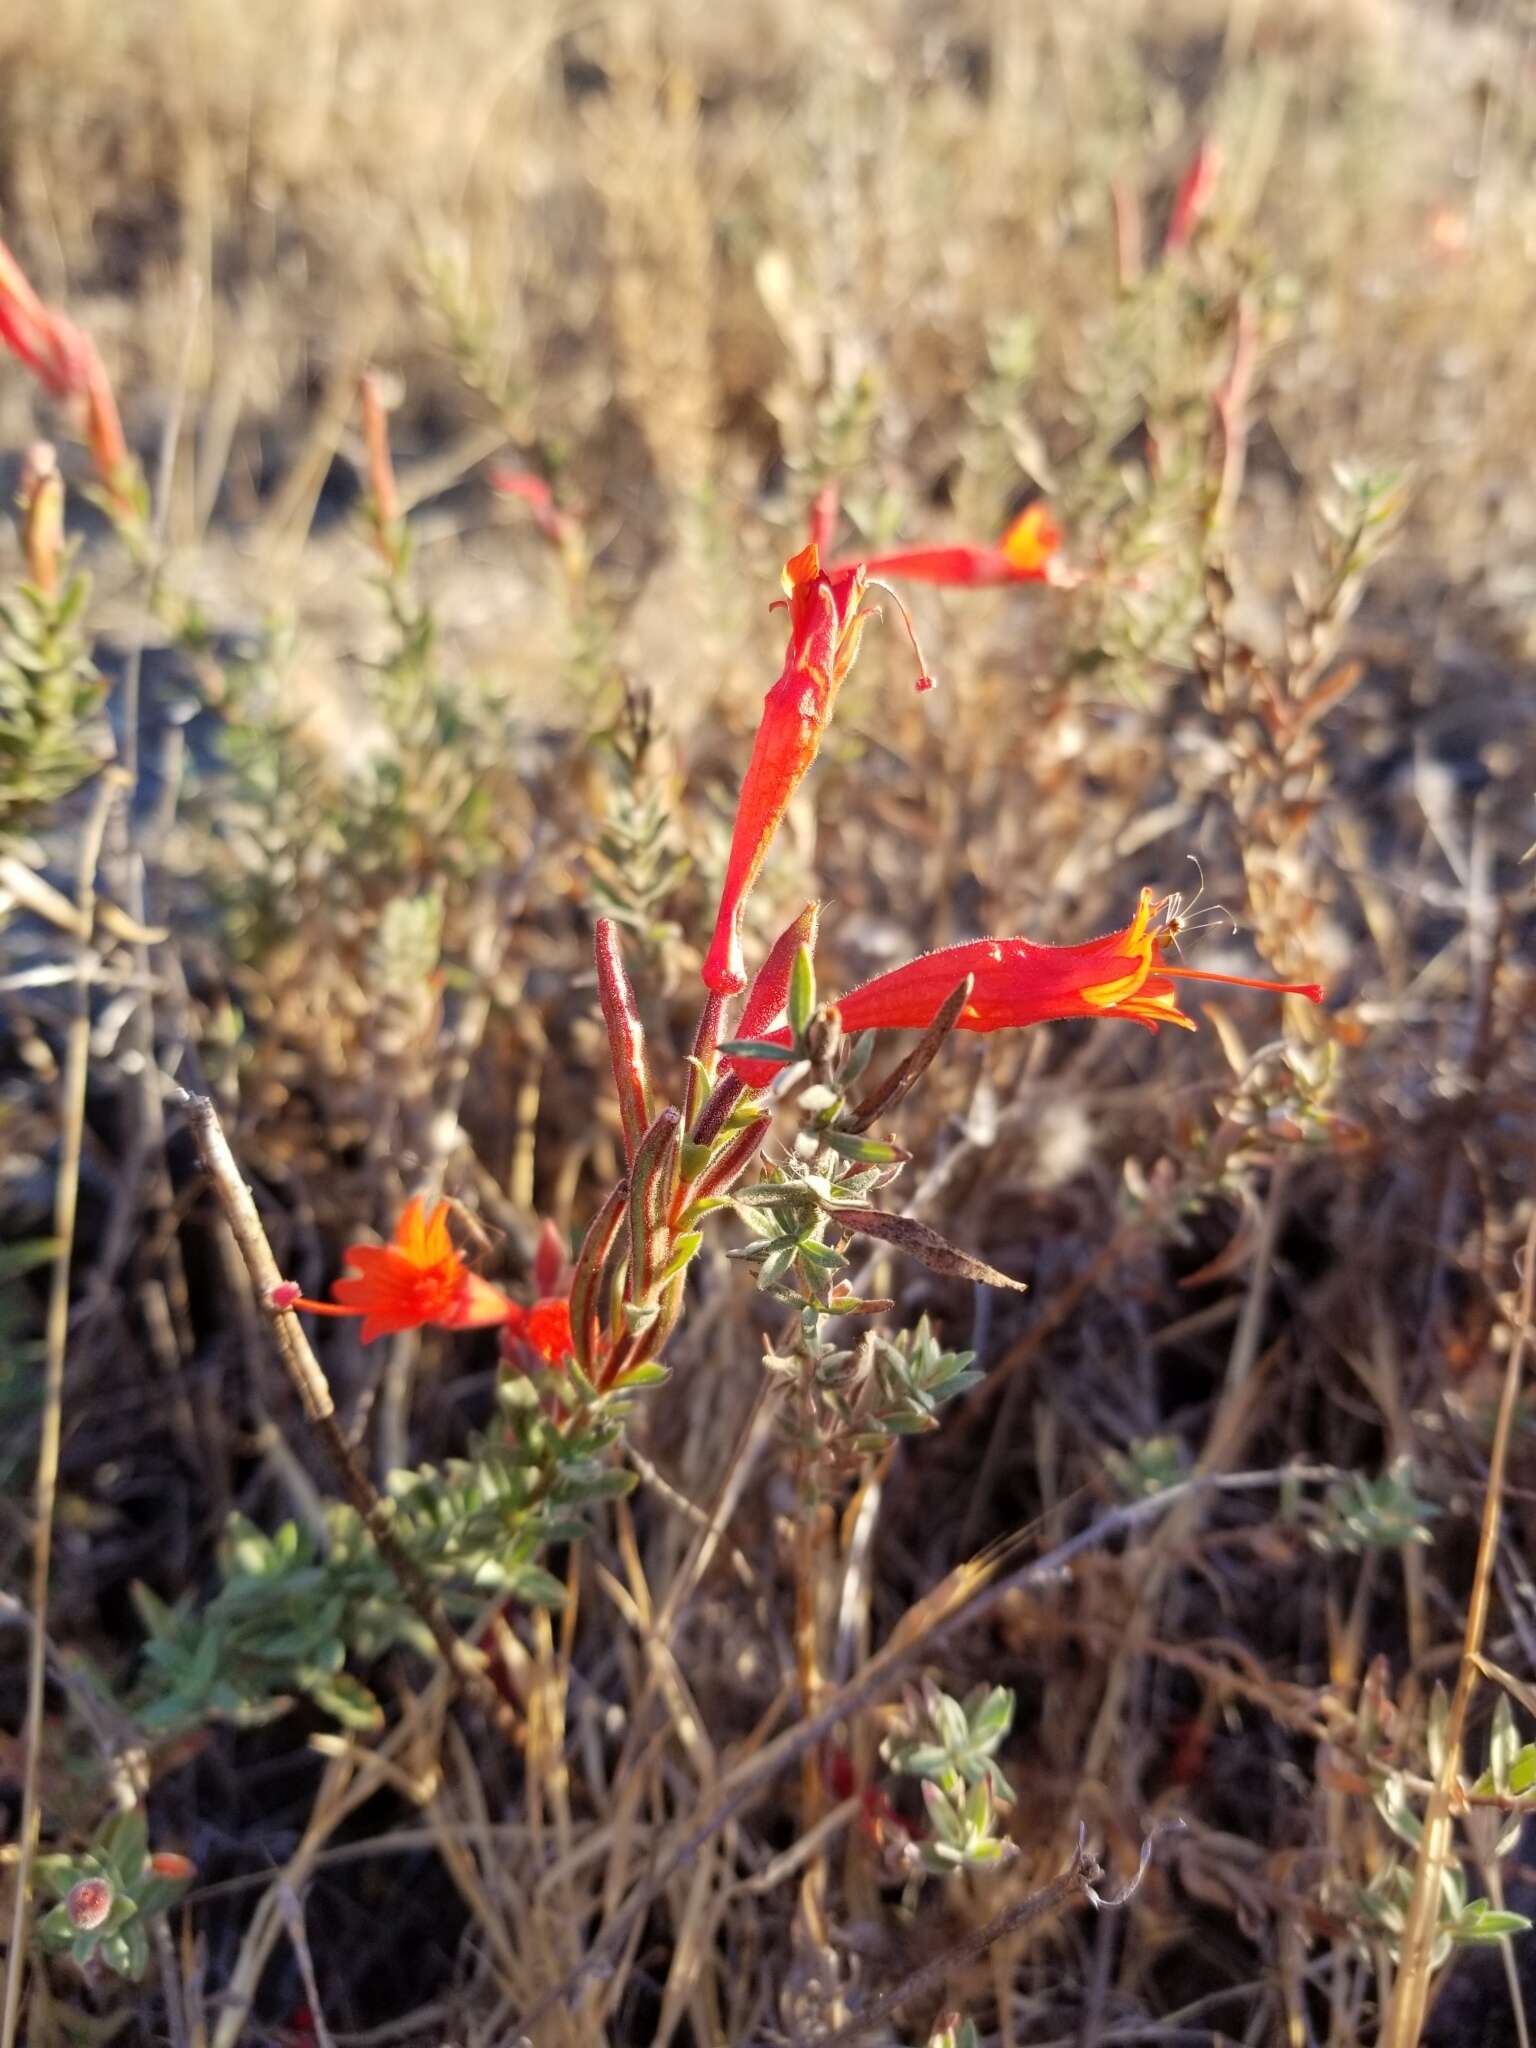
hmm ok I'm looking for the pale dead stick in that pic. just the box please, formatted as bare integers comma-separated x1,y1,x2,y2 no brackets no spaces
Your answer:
0,769,124,2048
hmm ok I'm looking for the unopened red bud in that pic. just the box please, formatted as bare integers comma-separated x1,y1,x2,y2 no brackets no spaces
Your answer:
594,918,654,1164
67,1877,113,1930
359,369,401,544
532,1217,568,1300
149,1851,195,1881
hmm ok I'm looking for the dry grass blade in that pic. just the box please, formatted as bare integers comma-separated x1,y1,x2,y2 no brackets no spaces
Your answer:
0,768,123,2048
1380,1213,1536,2048
793,1830,1096,2047
515,1465,1326,2036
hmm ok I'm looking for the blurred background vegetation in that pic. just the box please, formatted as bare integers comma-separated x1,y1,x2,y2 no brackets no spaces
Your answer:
2,0,1536,2041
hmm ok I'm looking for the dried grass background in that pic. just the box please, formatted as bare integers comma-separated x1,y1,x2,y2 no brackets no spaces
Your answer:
3,0,1536,2042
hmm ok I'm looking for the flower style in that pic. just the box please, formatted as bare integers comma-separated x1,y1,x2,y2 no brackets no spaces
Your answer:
284,1195,517,1344
836,503,1062,590
724,887,1321,1078
701,543,873,996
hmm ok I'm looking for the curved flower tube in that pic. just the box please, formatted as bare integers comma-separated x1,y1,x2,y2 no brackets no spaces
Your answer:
834,503,1061,589
701,544,872,995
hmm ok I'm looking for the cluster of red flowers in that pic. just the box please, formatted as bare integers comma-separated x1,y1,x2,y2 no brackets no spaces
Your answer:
708,503,1321,1081
262,480,1320,1351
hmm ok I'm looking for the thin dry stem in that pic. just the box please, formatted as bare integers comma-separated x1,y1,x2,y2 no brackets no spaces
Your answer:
794,1831,1097,2047
0,768,123,2048
1380,1213,1536,2048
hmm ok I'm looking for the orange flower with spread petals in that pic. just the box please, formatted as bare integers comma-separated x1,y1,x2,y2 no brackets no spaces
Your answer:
288,1196,517,1345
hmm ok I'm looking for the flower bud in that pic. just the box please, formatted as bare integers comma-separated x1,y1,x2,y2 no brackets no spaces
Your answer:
359,369,401,548
18,441,62,597
66,1877,113,1931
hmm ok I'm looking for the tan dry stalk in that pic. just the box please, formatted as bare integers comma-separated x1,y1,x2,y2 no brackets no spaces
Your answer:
517,1463,1338,2037
208,1684,450,2048
1379,1212,1536,2048
0,769,124,2048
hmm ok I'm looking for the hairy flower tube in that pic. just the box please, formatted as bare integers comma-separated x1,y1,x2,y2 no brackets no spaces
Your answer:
702,544,875,996
836,503,1061,589
725,887,1322,1079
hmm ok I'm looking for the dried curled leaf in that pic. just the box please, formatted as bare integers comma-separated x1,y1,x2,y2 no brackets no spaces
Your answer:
832,1206,1026,1292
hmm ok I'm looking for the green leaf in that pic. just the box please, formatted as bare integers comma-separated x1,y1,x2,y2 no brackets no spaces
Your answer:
304,1673,385,1732
921,1780,964,1848
33,1855,79,1902
788,943,817,1039
98,1809,148,1883
820,1130,909,1166
717,1038,791,1065
968,1686,1015,1744
1466,1912,1532,1941
656,1231,703,1286
99,1927,132,1975
0,1238,60,1284
38,1902,76,1950
118,1916,150,1981
610,1362,669,1390
510,1564,568,1607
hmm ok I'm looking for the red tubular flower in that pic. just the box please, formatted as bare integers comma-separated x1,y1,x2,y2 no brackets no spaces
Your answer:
287,1195,516,1344
837,503,1061,589
1164,138,1222,257
523,1296,575,1365
702,544,873,995
0,238,77,396
79,335,132,511
730,889,1322,1059
358,369,401,564
515,1220,577,1366
490,464,581,551
808,480,841,555
0,237,134,512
